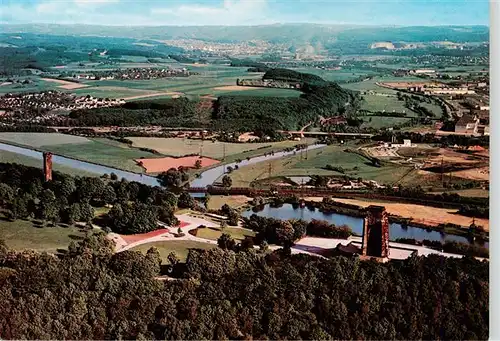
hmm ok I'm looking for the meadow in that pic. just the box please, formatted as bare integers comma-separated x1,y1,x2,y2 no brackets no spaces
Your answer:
0,217,87,254
0,132,90,147
0,149,100,177
360,94,415,114
130,240,217,262
223,143,429,187
40,138,161,173
361,116,412,129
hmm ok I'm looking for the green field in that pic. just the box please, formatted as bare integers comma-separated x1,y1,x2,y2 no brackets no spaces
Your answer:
0,217,86,254
216,88,302,97
361,116,412,129
127,137,316,161
0,150,100,177
293,67,379,82
71,86,161,99
361,94,416,115
0,78,62,94
0,132,90,147
130,240,217,262
224,144,422,187
340,76,423,94
195,226,255,241
40,138,160,173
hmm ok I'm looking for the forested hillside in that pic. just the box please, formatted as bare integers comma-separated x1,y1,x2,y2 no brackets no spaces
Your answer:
0,233,489,340
263,68,327,85
67,69,359,131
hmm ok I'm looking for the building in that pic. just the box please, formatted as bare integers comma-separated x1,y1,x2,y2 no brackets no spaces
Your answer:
409,69,436,74
43,152,53,182
319,116,347,126
331,205,390,261
361,205,390,260
455,114,479,134
423,87,475,95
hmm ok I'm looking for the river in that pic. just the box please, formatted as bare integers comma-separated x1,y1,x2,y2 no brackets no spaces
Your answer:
242,203,489,248
0,141,326,189
1,142,487,247
190,144,326,188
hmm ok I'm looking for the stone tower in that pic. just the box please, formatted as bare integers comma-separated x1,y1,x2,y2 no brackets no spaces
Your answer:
361,205,390,259
43,152,53,182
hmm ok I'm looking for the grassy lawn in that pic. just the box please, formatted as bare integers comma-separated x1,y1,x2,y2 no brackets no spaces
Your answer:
0,150,101,177
195,226,256,241
130,240,217,262
206,195,251,211
0,132,90,147
0,217,87,254
40,138,161,173
127,137,315,161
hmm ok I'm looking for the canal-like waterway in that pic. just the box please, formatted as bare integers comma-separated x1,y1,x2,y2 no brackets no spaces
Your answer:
242,203,488,247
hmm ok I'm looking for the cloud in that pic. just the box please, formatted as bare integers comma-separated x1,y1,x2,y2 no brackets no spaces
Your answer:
0,0,276,26
153,0,273,25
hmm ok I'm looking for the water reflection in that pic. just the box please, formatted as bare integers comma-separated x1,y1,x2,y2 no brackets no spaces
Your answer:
241,203,488,248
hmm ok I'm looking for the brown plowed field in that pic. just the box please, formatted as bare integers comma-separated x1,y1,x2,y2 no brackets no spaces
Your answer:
137,156,220,173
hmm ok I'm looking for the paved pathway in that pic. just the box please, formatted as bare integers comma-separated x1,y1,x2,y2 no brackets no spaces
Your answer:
109,213,482,261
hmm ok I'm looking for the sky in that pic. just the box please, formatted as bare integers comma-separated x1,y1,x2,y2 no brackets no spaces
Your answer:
0,0,490,26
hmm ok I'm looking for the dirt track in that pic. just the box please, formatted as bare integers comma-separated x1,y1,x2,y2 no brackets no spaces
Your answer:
41,78,89,89
123,92,184,100
212,85,259,91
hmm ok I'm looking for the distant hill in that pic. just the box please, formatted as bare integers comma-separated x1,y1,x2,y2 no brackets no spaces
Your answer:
0,23,489,45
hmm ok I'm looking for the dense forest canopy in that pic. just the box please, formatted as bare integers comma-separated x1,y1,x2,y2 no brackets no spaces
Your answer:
263,68,327,85
0,162,179,233
0,232,489,340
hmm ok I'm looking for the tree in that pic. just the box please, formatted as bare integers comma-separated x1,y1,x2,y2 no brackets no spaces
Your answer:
158,205,178,226
107,202,158,235
76,177,105,203
167,252,180,265
217,233,236,251
67,203,82,224
0,183,14,205
10,194,31,220
79,203,95,223
275,220,295,245
194,159,202,169
159,168,185,188
39,189,59,224
110,172,118,181
102,185,117,205
222,175,232,188
178,192,195,209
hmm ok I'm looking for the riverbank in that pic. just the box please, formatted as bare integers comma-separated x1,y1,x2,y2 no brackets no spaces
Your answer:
305,196,489,232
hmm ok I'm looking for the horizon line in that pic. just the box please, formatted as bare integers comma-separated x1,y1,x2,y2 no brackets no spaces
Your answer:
0,22,490,28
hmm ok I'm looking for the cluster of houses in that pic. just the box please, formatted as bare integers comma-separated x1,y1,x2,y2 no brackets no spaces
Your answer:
0,91,125,123
236,78,301,89
74,67,190,81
